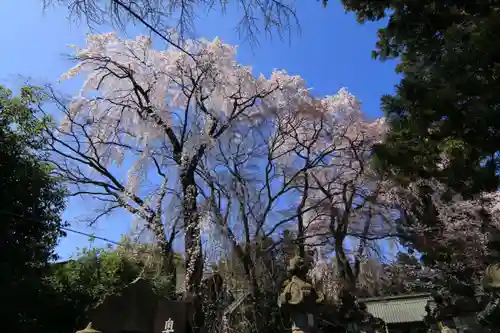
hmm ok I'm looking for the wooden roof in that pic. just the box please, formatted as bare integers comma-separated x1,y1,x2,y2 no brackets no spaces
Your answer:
361,293,431,324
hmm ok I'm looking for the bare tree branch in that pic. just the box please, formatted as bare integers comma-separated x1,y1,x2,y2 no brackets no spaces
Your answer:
42,0,300,47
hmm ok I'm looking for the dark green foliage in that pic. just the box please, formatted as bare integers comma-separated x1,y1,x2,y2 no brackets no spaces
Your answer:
44,242,184,333
0,85,176,332
340,1,500,197
45,246,143,332
0,85,66,332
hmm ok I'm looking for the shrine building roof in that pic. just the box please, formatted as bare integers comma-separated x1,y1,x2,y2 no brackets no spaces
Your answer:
361,293,431,324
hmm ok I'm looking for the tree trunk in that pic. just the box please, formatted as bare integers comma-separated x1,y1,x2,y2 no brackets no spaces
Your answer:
296,174,309,258
181,168,204,333
334,232,356,292
242,251,261,328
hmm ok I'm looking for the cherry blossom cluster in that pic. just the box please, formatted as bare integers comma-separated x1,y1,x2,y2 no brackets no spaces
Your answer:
59,33,390,295
292,97,388,249
389,179,500,288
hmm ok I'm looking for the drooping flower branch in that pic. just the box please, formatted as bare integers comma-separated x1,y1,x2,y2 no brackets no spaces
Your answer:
51,33,399,318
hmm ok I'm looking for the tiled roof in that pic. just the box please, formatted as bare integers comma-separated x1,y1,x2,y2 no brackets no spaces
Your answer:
362,294,431,324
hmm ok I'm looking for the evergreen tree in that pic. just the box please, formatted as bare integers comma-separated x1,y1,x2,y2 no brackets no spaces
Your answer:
0,86,66,332
341,0,500,197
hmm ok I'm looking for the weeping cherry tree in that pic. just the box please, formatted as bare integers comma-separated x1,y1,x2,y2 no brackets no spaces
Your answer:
49,32,327,330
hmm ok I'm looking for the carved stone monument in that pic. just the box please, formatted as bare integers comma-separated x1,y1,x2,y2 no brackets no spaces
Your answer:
278,256,323,333
161,318,175,333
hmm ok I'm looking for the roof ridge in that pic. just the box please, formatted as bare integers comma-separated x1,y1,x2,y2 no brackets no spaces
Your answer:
361,293,431,303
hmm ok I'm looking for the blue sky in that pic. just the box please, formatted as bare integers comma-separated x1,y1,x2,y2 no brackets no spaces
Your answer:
0,0,400,259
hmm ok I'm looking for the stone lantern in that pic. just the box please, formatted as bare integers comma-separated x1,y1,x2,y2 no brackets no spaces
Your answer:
278,256,323,333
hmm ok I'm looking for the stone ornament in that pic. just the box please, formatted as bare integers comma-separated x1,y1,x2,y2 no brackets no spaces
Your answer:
477,262,500,327
278,256,323,333
483,262,500,291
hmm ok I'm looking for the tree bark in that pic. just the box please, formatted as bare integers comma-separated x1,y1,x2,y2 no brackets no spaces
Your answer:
181,167,204,333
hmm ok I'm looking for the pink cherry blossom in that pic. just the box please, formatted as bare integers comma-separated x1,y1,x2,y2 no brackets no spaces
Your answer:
59,32,393,296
